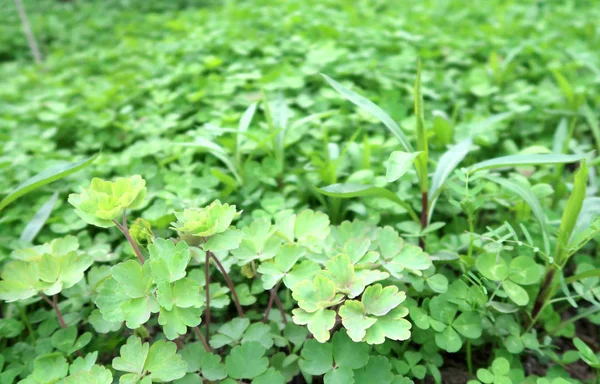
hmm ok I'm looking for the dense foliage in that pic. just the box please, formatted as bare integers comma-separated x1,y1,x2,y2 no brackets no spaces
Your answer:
1,0,600,383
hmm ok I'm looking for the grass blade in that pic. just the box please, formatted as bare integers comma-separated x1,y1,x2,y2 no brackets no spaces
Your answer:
557,161,588,261
583,104,600,155
20,192,59,242
469,153,584,173
317,183,419,224
485,175,550,254
321,73,414,152
0,153,98,212
428,138,473,222
236,102,258,165
176,138,242,184
552,119,568,154
414,60,429,193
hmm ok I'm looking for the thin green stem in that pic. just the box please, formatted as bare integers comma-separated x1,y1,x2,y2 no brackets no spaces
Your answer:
466,340,473,377
547,305,600,336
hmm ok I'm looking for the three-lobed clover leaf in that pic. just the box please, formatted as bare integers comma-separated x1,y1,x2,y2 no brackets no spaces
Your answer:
476,254,543,306
179,342,227,382
468,357,511,384
112,335,187,383
428,296,482,352
376,227,432,277
339,284,411,344
68,175,146,228
0,236,92,302
257,244,305,290
171,200,240,237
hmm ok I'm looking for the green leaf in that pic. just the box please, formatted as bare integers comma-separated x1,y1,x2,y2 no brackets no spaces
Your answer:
292,308,337,343
385,151,421,183
321,74,413,152
476,253,508,281
452,312,482,339
353,356,394,384
469,153,584,173
149,239,191,284
324,367,354,384
508,256,543,285
338,300,377,342
63,365,112,384
158,306,202,340
332,330,370,369
30,353,69,383
20,192,59,242
299,339,333,376
435,326,462,353
321,254,364,298
258,244,305,289
203,228,243,253
210,318,250,348
251,368,285,384
112,260,153,298
376,226,432,276
502,280,529,306
413,61,429,193
574,337,600,368
51,326,91,354
317,184,419,223
0,154,98,213
362,284,406,316
292,275,341,312
428,138,472,221
363,306,411,345
176,138,242,184
557,160,588,260
225,342,269,379
68,175,146,228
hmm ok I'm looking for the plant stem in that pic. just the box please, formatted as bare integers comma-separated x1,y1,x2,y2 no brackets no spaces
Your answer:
205,252,211,342
41,293,66,328
263,282,281,323
193,326,211,352
13,0,43,64
208,251,245,318
466,340,473,377
467,212,475,259
274,294,287,324
531,267,556,321
419,191,428,249
547,305,600,336
113,210,145,265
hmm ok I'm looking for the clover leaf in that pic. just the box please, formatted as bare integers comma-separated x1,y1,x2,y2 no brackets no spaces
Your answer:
376,227,431,277
232,218,281,264
148,239,191,284
158,306,202,340
292,308,337,343
477,254,543,306
394,351,426,379
171,200,239,237
225,342,269,379
292,275,343,312
299,331,369,381
68,175,146,228
180,342,227,381
50,326,92,355
257,244,305,289
112,336,187,383
474,357,511,384
429,296,482,352
339,284,411,344
210,318,250,348
61,365,112,384
353,356,395,384
320,254,366,298
573,337,600,368
0,236,92,301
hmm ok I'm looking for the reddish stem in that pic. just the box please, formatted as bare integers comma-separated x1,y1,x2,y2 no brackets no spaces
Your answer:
274,294,288,325
205,252,211,342
208,251,245,318
263,282,280,323
193,326,211,352
40,293,67,328
113,210,145,265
